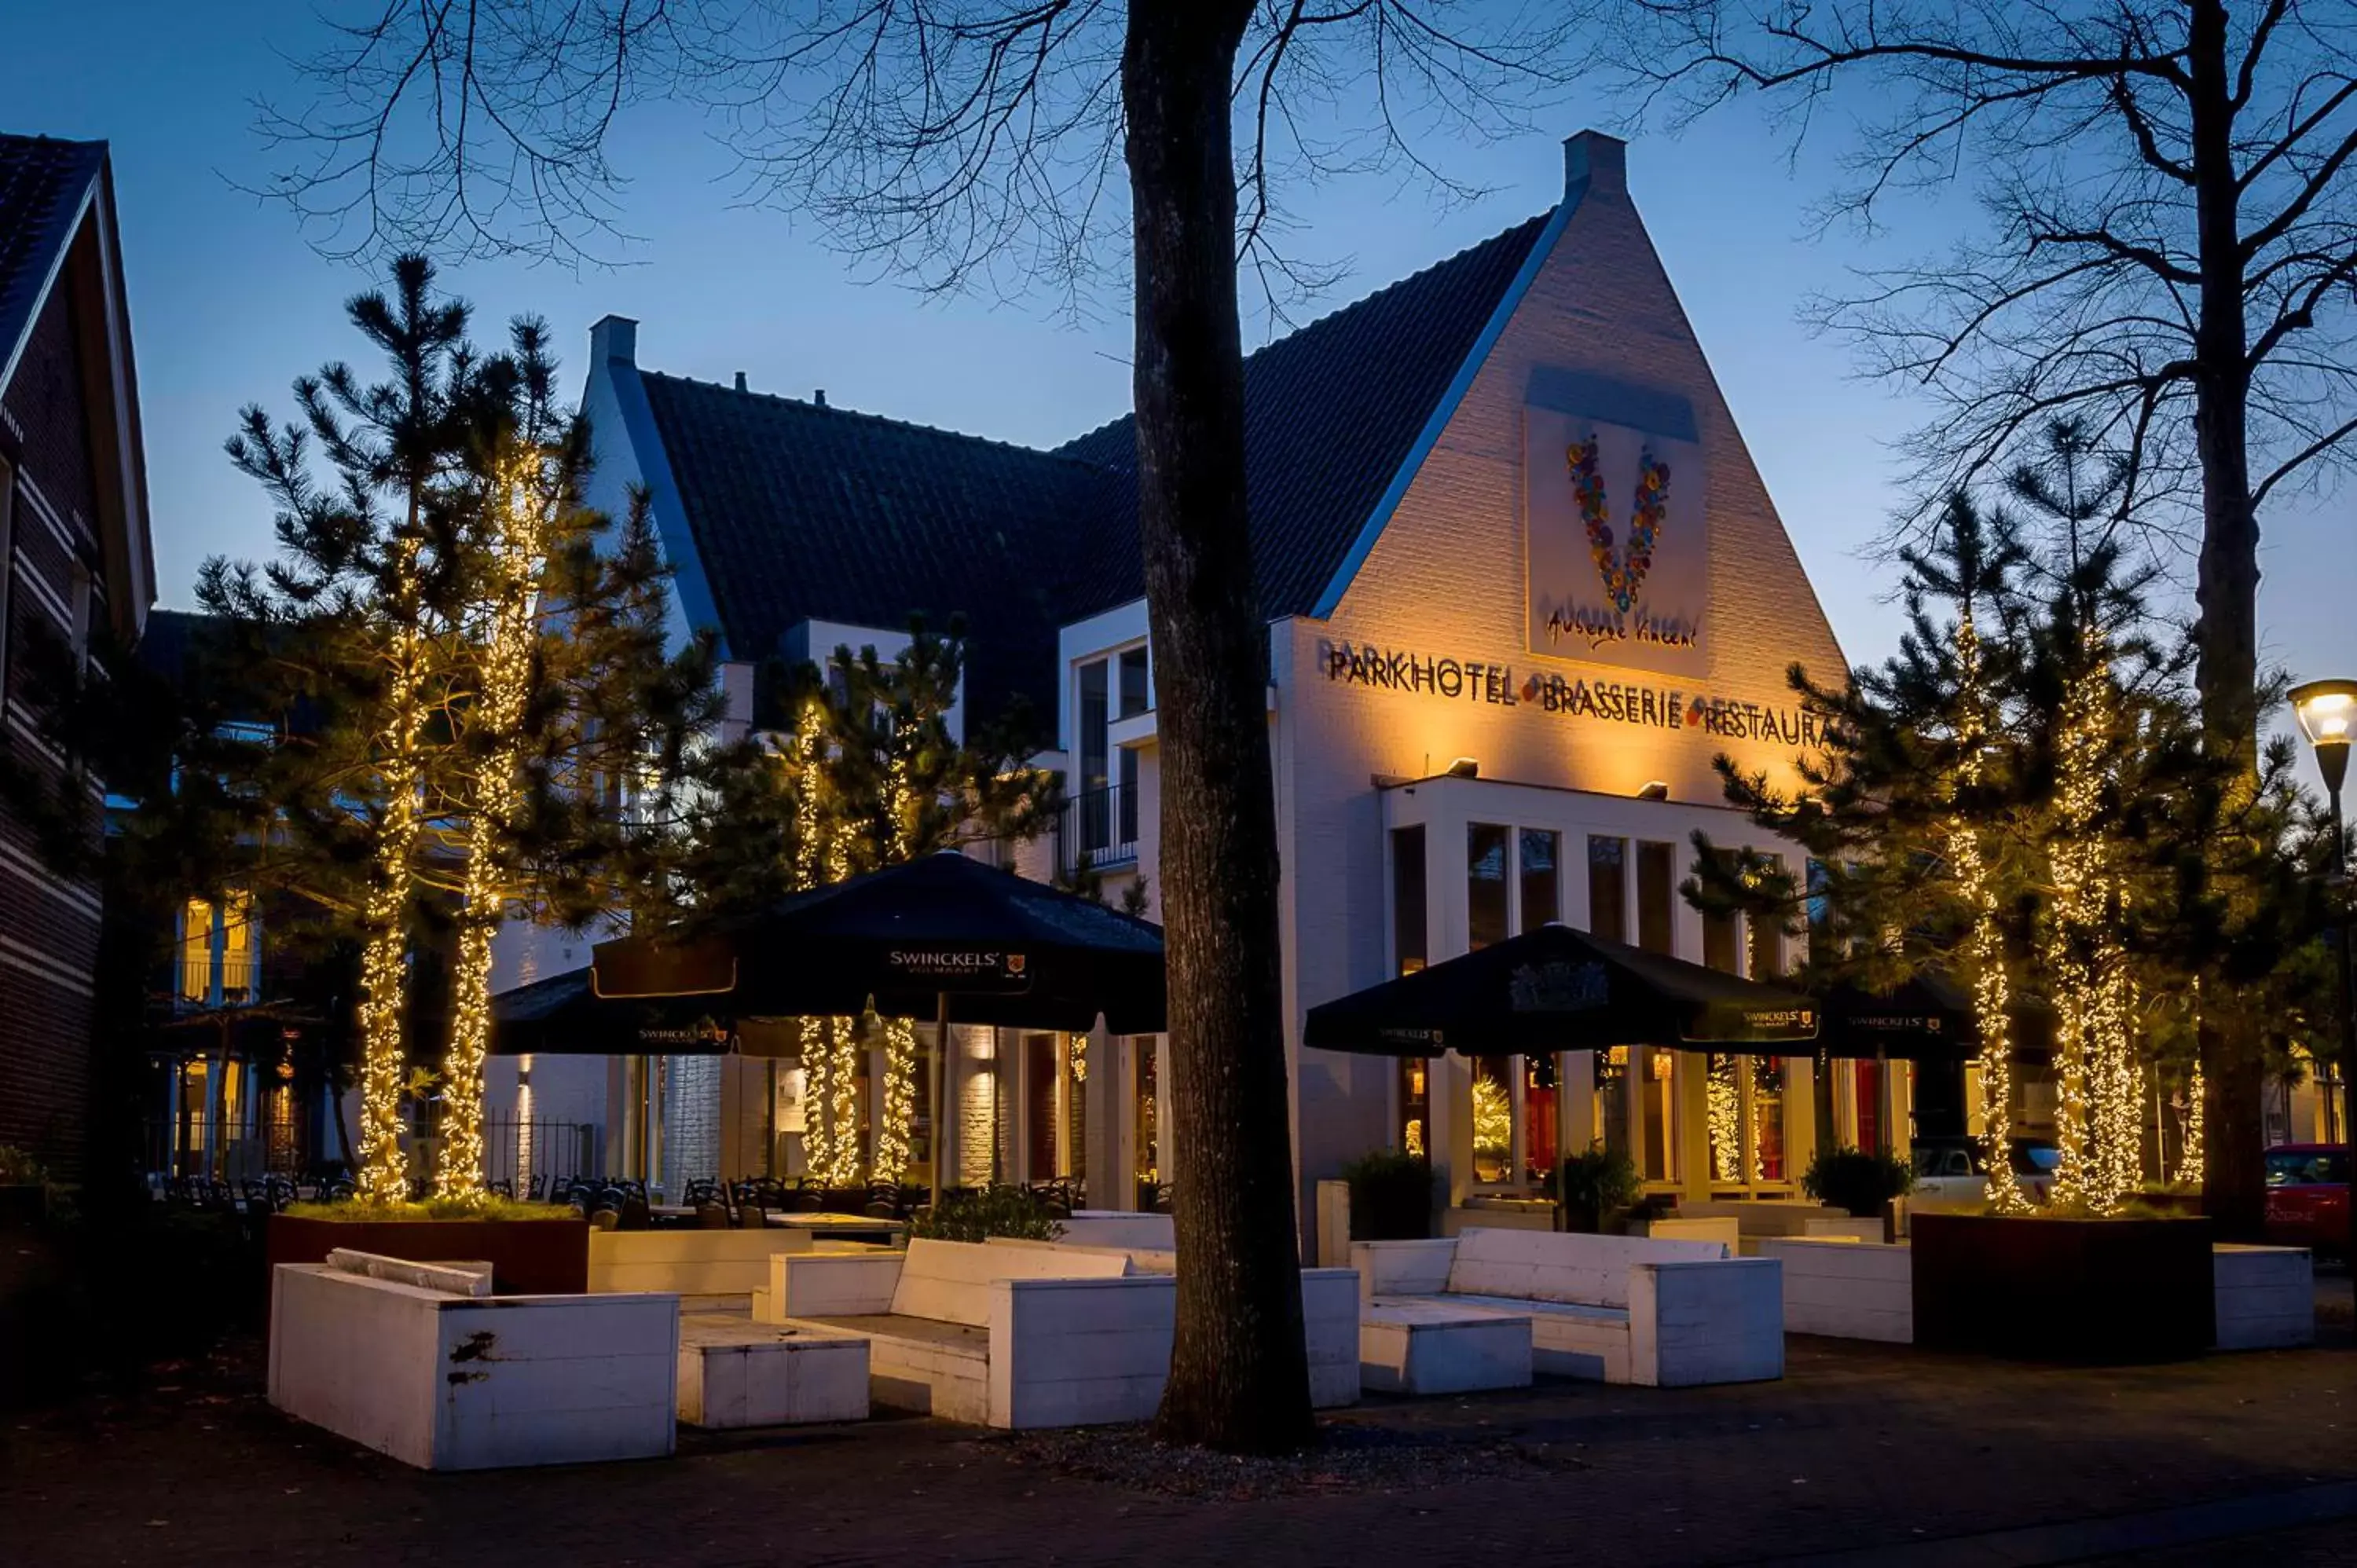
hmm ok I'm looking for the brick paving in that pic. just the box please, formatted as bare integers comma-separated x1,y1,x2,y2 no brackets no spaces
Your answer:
5,1284,2351,1568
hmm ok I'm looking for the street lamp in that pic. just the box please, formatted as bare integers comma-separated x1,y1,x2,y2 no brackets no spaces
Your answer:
2288,678,2355,1147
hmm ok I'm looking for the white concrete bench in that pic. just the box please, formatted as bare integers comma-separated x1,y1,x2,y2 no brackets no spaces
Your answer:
755,1237,1175,1429
1355,1227,1783,1388
269,1251,678,1469
676,1314,870,1427
985,1236,1364,1408
2212,1244,2314,1350
1681,1200,1882,1244
1758,1237,1913,1343
590,1228,820,1296
1058,1211,1176,1250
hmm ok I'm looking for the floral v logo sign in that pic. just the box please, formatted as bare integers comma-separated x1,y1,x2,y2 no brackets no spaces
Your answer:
1567,435,1671,614
1526,403,1705,677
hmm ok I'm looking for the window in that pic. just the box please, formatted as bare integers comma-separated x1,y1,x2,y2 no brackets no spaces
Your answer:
1117,648,1147,847
1751,1057,1788,1182
1637,841,1676,954
1587,836,1626,943
1467,823,1509,950
1596,1047,1630,1163
218,891,256,1003
1398,1057,1428,1160
1640,1045,1680,1181
1702,904,1739,973
1078,659,1109,853
1519,829,1560,932
1471,1055,1514,1183
1391,826,1427,974
1523,1053,1558,1183
178,899,215,1002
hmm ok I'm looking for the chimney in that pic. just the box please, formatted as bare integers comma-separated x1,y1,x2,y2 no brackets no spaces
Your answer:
814,389,827,408
1564,130,1627,200
590,314,638,366
733,371,748,393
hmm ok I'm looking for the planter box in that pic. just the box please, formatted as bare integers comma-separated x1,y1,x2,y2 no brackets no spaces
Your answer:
1912,1212,2214,1362
1759,1238,1914,1343
267,1214,589,1305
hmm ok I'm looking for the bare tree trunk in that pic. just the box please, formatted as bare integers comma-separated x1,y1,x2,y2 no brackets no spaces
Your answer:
2187,0,2267,1242
1124,0,1314,1453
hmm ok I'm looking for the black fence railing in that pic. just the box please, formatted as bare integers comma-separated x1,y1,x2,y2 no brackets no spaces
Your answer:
1055,783,1138,873
483,1112,602,1192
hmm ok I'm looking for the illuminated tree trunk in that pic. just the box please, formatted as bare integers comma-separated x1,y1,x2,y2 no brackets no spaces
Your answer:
438,456,545,1200
354,535,431,1203
1950,611,2025,1212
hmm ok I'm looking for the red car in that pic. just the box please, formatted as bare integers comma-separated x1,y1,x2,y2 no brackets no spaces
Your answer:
2264,1144,2350,1258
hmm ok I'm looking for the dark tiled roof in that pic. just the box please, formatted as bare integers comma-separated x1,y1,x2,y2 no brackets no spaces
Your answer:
640,211,1552,724
1053,214,1552,620
0,133,106,383
638,375,1104,726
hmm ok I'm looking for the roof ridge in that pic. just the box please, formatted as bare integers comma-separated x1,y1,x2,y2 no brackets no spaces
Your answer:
640,367,1113,474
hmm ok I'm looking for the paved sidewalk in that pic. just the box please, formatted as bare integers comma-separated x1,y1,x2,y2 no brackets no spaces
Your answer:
5,1291,2351,1567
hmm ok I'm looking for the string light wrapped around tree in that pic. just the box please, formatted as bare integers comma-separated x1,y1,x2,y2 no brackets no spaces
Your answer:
438,451,547,1200
1948,610,2028,1212
1707,1055,1743,1182
354,532,431,1204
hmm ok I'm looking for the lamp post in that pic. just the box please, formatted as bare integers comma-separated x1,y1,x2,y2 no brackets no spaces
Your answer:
2288,679,2355,1152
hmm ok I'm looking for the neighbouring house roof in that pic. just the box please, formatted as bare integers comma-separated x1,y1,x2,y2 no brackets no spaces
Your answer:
625,211,1555,728
636,372,1103,727
0,132,108,395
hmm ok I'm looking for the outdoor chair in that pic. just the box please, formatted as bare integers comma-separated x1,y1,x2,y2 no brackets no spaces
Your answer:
526,1173,548,1201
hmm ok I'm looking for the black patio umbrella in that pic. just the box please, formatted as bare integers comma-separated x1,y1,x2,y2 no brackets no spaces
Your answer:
489,967,742,1057
1302,922,1820,1058
1813,972,1978,1061
585,850,1168,1203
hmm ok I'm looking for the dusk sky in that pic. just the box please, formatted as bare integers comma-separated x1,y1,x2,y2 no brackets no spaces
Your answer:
5,2,2344,712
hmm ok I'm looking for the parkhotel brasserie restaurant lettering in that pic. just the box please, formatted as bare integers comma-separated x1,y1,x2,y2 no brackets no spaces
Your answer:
1316,639,1827,748
515,133,1895,1241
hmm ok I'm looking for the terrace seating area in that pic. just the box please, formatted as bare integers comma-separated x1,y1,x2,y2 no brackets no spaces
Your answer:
1352,1227,1786,1393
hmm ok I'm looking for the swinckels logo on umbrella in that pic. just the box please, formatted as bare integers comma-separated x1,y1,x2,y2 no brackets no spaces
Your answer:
1508,960,1610,1013
886,947,1032,990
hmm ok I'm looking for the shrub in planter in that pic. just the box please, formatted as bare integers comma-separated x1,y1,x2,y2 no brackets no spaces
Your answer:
1557,1143,1643,1233
1803,1145,1914,1218
1341,1149,1435,1240
909,1185,1065,1243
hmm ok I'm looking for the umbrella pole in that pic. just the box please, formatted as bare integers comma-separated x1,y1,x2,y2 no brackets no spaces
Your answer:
930,992,949,1211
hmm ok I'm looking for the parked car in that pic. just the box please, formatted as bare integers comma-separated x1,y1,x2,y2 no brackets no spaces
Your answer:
1911,1136,2060,1207
2264,1144,2349,1258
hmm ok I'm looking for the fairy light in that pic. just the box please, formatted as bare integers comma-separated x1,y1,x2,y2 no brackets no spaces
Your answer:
438,452,545,1202
2176,1061,2205,1185
1707,1055,1742,1183
872,748,919,1182
2043,626,2140,1215
354,532,431,1204
1948,610,2027,1212
787,700,841,1181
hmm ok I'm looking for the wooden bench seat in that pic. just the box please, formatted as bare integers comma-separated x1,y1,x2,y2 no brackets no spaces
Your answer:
676,1314,870,1428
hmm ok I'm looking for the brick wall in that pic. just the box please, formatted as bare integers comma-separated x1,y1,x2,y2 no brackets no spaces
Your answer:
1,260,110,1178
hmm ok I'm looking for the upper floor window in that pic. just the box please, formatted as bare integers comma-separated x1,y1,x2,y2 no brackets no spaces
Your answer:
178,890,258,1008
1074,645,1149,863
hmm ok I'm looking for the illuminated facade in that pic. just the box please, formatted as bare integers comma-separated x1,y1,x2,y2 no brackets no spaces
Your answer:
541,130,1886,1222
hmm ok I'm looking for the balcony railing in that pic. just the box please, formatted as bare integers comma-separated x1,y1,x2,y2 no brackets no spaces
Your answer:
1056,783,1138,874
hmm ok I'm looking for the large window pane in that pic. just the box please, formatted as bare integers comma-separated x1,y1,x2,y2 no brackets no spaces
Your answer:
1472,1055,1514,1183
1587,836,1626,943
1117,747,1139,848
1637,841,1676,954
1753,1057,1787,1182
1117,647,1150,719
1641,1046,1679,1181
1519,829,1560,932
1468,823,1509,951
1707,1053,1742,1181
1391,826,1428,975
1398,1057,1428,1160
179,899,214,1002
1597,1047,1630,1165
1523,1054,1558,1182
1079,660,1109,852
